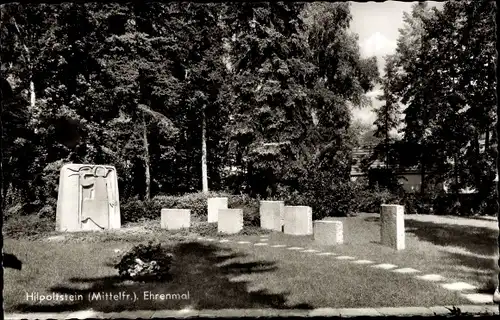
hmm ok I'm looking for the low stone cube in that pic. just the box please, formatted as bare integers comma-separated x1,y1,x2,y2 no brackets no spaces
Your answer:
380,204,405,250
218,209,243,234
284,206,313,235
207,197,228,223
314,220,343,245
260,201,284,231
161,209,191,230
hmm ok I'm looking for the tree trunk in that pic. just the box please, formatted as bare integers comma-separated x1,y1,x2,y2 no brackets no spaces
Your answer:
485,129,490,152
453,153,459,195
420,151,426,196
473,132,481,189
12,18,35,109
201,108,209,194
29,80,35,108
1,180,9,212
142,116,151,200
385,116,390,170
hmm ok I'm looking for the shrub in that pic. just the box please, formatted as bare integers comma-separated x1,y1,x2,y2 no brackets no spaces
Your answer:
3,203,24,222
120,197,148,223
121,191,263,224
350,180,400,214
37,204,56,219
172,191,230,220
228,193,260,226
115,241,174,281
433,193,483,216
4,214,54,239
297,168,355,219
190,222,218,236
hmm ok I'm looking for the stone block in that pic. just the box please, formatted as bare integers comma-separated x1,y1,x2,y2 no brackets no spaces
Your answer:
260,201,284,231
314,220,343,245
380,204,405,250
218,209,243,234
207,197,228,223
284,206,313,235
161,209,190,230
56,164,121,232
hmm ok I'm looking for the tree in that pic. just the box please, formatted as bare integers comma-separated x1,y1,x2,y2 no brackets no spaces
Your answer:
391,2,436,195
223,2,379,216
387,1,496,213
420,0,496,204
373,54,401,169
1,4,74,212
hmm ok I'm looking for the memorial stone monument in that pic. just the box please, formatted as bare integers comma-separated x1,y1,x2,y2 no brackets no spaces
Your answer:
56,164,121,232
161,209,191,230
380,204,405,250
284,206,313,235
260,200,284,231
314,220,343,245
218,209,243,234
207,197,228,223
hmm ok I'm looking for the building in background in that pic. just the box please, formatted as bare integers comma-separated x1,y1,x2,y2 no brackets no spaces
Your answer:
350,140,489,194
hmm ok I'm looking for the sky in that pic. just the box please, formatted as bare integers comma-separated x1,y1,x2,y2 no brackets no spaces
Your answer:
348,1,443,128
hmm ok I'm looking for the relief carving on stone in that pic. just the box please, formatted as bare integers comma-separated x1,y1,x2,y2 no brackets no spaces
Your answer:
66,165,117,230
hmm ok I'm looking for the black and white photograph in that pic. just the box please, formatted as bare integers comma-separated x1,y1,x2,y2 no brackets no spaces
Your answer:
2,1,498,318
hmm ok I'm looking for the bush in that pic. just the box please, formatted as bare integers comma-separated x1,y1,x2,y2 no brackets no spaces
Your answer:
4,215,54,239
115,241,174,281
121,191,260,225
432,192,490,216
228,193,260,227
275,171,355,219
120,197,149,223
272,182,354,220
398,193,421,215
350,180,400,214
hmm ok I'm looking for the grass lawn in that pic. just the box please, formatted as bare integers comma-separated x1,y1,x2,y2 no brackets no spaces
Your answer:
323,214,498,292
3,214,498,312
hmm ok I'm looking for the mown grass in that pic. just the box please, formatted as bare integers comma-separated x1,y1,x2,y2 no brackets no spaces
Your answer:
3,213,497,312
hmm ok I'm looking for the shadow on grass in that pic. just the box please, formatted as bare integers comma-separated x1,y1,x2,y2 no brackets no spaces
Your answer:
364,216,498,293
363,217,497,256
404,220,497,257
13,242,313,312
401,219,498,294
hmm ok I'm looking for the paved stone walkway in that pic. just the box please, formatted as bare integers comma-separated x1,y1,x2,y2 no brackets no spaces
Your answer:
5,305,499,319
404,214,499,230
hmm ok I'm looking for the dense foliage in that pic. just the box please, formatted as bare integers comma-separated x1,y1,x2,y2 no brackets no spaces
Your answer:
2,2,379,220
3,2,493,222
370,2,497,216
120,192,260,226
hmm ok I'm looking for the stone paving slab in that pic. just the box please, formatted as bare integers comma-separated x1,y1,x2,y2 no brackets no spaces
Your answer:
103,310,156,319
308,308,342,316
151,310,201,318
376,306,435,316
461,293,494,304
337,308,382,316
5,305,500,319
454,305,499,315
428,306,452,315
6,312,72,320
65,310,105,319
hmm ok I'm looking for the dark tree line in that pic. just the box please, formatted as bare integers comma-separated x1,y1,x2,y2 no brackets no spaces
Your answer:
1,2,379,219
371,2,497,215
